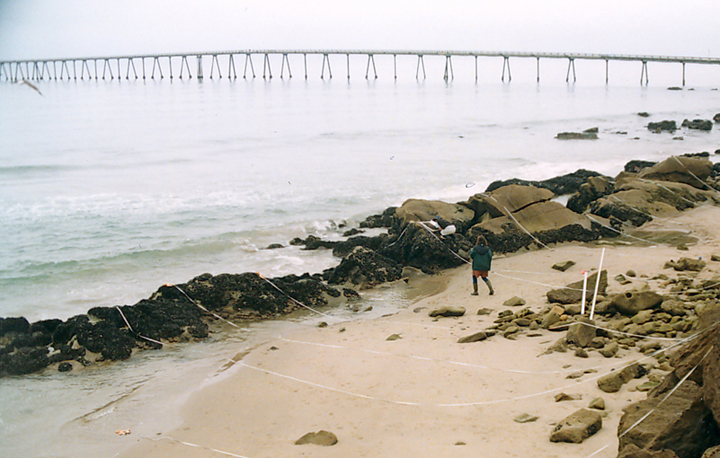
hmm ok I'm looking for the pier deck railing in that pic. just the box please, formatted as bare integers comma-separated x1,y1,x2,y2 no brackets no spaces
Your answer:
2,49,718,85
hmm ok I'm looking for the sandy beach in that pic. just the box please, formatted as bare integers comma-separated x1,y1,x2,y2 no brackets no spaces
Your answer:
114,204,720,458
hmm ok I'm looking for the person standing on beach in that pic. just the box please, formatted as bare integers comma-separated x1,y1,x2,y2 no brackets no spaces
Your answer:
469,235,494,296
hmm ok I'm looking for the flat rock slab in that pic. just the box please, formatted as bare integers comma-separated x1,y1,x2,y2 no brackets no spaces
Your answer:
550,408,602,444
429,306,466,317
458,331,487,343
295,430,338,446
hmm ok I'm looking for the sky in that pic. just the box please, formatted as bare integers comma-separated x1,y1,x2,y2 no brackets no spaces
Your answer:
0,0,719,61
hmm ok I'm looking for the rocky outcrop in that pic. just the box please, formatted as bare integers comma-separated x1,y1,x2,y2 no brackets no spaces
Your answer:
556,131,599,140
326,246,403,288
648,121,678,133
568,176,614,213
461,184,554,222
615,302,720,458
637,156,714,190
682,119,713,131
486,169,606,196
0,273,345,377
395,198,475,233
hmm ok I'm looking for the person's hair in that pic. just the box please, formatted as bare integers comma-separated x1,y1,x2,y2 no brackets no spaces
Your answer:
477,235,487,245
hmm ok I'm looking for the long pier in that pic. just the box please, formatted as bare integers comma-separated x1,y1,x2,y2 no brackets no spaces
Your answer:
2,49,719,85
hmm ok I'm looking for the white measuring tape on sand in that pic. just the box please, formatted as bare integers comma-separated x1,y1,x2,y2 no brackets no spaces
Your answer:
238,325,707,408
142,435,250,458
278,335,630,375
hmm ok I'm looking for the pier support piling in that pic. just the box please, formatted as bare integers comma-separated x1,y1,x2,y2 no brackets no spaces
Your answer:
682,62,686,86
444,55,454,81
281,53,291,79
180,56,192,79
263,54,272,79
228,54,237,79
196,55,203,80
501,56,512,82
243,54,255,79
321,54,332,79
210,55,221,79
566,58,576,83
366,54,377,79
416,55,426,80
640,60,649,85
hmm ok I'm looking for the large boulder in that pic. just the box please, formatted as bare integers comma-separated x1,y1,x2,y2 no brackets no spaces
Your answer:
610,290,664,316
395,199,475,233
637,156,714,190
682,119,713,131
647,120,678,133
476,201,590,235
618,381,719,458
589,175,720,226
461,185,553,222
381,222,474,273
327,246,403,288
567,175,614,213
613,302,720,458
547,270,607,304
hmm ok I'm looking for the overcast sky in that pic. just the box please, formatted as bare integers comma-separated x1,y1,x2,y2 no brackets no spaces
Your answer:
1,0,718,60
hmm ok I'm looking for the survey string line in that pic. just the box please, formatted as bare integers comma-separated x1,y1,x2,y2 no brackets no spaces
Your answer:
279,336,633,375
115,305,165,346
141,435,250,458
172,284,241,329
238,322,710,408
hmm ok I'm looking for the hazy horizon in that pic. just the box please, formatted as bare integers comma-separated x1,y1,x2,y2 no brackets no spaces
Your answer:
1,1,719,61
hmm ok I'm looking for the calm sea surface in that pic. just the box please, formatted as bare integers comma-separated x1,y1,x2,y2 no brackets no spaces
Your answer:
1,55,720,456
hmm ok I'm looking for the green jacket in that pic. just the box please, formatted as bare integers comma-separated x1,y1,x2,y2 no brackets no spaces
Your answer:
469,244,492,271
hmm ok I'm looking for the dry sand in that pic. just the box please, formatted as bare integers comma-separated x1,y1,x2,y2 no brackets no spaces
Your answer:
119,205,720,458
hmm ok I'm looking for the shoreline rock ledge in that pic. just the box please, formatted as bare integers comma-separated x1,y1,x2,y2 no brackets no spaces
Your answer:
2,153,720,378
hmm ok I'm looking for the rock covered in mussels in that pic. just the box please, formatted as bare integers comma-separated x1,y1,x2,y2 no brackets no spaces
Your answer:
0,273,345,377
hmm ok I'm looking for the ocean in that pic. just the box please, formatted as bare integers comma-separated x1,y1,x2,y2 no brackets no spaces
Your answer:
1,53,720,456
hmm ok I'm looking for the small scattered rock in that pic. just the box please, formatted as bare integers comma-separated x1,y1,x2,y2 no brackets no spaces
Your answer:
575,348,589,358
588,397,605,410
555,392,582,402
514,413,539,423
597,363,643,393
457,332,487,343
476,308,493,315
552,260,576,272
550,409,603,444
503,296,526,307
599,342,619,358
386,334,402,341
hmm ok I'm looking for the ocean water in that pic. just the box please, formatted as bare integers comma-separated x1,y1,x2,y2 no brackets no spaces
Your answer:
2,54,720,457
2,55,720,322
